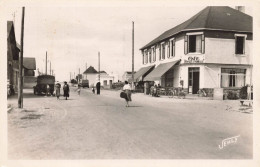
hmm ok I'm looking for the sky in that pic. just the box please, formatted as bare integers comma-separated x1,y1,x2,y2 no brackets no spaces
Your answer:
4,2,253,82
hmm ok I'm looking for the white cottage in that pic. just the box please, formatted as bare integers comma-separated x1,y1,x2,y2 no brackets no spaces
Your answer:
136,6,252,97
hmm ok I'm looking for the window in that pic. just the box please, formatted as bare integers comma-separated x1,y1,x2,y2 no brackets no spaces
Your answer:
149,50,152,63
235,36,245,54
184,33,205,54
167,42,170,58
170,39,175,58
221,68,246,88
161,43,165,60
189,35,201,53
145,50,148,64
159,45,161,60
142,52,145,64
152,47,156,62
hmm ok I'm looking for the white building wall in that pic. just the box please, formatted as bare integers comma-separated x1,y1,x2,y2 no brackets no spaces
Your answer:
204,65,221,88
205,38,252,64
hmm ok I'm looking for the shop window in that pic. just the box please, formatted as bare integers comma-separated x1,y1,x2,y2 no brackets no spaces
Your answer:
235,36,245,54
165,69,174,87
221,68,246,88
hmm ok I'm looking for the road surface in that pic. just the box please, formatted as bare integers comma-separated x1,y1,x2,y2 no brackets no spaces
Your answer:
8,87,253,159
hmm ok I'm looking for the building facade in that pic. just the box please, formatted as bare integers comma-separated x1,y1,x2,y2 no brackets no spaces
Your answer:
83,66,115,88
122,71,136,82
137,6,252,95
7,21,20,92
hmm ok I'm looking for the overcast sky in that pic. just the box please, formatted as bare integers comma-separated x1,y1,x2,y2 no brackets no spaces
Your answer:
4,2,252,82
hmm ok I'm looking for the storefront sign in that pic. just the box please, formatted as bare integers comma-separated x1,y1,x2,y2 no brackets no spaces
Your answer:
184,56,204,63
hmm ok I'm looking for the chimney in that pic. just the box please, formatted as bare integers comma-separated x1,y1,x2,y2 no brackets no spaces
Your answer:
235,6,245,13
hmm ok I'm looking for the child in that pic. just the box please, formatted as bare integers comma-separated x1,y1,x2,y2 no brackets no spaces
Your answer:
92,87,95,94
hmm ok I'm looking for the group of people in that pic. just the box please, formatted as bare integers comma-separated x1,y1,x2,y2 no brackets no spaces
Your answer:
150,83,161,97
54,81,70,100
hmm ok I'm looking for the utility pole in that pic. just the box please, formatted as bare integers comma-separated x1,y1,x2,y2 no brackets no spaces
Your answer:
49,61,51,75
18,7,25,108
45,51,47,75
132,21,135,89
78,68,80,83
52,70,54,76
98,52,100,82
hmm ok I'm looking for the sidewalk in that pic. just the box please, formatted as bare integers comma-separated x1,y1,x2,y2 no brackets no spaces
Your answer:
95,88,253,114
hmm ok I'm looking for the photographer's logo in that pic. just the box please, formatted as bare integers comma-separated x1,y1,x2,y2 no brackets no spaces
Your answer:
219,135,240,149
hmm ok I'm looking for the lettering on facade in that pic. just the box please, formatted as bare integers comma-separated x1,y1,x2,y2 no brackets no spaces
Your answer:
184,56,204,63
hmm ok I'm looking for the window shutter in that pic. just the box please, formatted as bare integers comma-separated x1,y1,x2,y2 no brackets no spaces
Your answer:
201,34,205,54
235,36,237,54
184,35,188,55
173,39,175,57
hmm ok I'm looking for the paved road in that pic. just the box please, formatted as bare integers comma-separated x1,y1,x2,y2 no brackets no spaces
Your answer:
8,88,252,159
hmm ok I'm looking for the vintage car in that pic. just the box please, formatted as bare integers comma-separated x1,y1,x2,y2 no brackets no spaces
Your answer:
33,75,55,95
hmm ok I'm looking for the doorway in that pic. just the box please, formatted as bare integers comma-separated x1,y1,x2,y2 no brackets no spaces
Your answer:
188,67,200,94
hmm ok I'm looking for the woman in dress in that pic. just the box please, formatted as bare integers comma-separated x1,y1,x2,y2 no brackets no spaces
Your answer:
122,81,132,107
55,82,61,100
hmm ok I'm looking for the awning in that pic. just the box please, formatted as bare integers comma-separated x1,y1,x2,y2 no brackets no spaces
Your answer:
144,60,180,81
132,65,155,82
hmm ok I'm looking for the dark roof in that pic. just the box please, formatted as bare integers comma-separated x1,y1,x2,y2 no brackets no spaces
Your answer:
126,71,136,74
141,6,252,50
23,57,36,70
83,66,98,74
100,71,107,74
7,21,13,37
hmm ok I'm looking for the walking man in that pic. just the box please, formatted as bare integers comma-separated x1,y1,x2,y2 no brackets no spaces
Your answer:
63,81,70,100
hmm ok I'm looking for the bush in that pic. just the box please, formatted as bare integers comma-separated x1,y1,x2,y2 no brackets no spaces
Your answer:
239,86,247,99
227,91,239,100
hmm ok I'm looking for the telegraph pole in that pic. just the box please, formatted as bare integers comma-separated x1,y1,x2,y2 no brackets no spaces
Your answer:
49,61,51,75
98,52,100,82
132,21,135,89
18,7,25,108
45,51,47,75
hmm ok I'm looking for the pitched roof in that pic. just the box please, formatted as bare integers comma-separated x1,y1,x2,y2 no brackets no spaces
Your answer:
23,57,36,70
141,6,252,50
7,21,13,37
83,66,98,74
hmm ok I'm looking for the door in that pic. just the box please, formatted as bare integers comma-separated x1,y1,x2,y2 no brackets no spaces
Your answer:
188,68,200,94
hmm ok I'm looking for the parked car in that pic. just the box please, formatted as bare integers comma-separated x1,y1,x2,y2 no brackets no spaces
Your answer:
33,75,55,95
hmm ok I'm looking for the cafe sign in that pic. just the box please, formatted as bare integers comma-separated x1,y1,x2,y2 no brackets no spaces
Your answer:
184,56,204,63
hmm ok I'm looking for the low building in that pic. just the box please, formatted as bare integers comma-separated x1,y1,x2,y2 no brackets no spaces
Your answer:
82,66,115,88
122,71,136,82
7,21,20,92
23,57,37,88
136,6,252,97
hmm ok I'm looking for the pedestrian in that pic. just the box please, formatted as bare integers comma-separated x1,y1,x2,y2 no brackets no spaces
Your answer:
63,81,70,100
45,84,50,97
92,87,95,94
96,82,100,95
77,84,81,96
122,81,132,107
55,81,61,100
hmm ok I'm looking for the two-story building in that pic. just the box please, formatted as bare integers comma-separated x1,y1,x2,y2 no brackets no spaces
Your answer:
137,6,252,97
